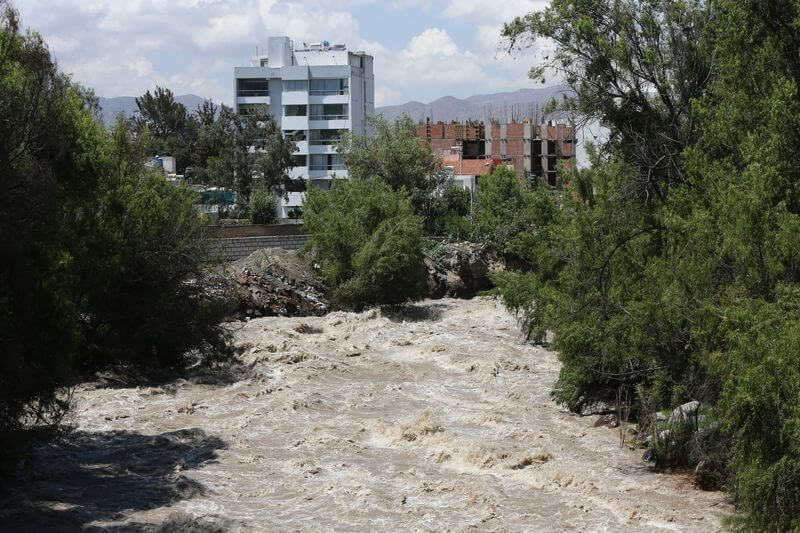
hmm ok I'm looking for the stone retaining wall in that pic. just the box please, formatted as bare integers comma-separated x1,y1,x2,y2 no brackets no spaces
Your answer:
214,235,310,261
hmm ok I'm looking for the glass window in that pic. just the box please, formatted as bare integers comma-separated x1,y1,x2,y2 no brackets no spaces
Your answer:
310,154,327,170
309,129,345,145
283,80,308,92
309,78,349,95
291,154,307,167
284,105,307,117
237,79,269,97
310,103,348,120
238,103,268,116
310,154,345,171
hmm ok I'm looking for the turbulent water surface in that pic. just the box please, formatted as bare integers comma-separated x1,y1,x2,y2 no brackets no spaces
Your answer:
5,298,730,531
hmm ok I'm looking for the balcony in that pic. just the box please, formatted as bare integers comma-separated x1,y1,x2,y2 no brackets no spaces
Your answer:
309,89,349,96
282,116,309,130
309,113,348,120
237,89,269,97
308,135,342,146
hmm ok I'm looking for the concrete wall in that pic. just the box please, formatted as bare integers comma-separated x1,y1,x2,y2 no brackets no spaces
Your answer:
206,223,306,238
214,234,310,261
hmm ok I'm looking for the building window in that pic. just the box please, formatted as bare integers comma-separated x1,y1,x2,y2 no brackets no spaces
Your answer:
310,103,348,120
238,103,268,116
284,104,307,117
283,130,307,141
237,79,269,97
309,78,349,95
309,129,346,145
283,80,308,92
310,154,345,171
547,140,557,155
291,154,307,167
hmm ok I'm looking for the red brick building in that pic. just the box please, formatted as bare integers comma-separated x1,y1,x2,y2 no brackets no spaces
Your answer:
417,119,576,187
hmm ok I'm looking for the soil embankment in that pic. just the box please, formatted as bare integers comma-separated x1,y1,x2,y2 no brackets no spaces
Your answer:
1,298,730,531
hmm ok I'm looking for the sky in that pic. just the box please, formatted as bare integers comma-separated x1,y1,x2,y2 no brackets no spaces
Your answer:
14,0,553,107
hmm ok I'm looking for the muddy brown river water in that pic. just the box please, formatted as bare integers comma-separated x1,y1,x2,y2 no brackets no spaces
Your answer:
2,298,731,531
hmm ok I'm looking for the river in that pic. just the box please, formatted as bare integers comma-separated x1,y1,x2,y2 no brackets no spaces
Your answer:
2,297,730,531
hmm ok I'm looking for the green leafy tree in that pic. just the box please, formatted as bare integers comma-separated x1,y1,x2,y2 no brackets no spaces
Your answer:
0,1,100,440
134,86,199,172
135,86,189,139
472,165,537,252
196,105,295,208
426,182,471,239
74,119,233,371
302,178,427,310
0,2,232,456
338,114,442,194
495,1,800,528
249,188,278,225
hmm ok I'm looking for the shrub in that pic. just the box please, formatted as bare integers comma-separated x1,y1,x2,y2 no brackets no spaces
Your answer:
76,122,234,370
426,184,472,239
302,178,427,310
471,165,536,252
249,188,277,225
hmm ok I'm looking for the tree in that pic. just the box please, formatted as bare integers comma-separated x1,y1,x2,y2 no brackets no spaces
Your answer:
0,0,103,443
0,2,232,456
74,119,233,371
302,178,427,310
494,1,800,528
338,114,440,193
195,105,295,208
133,86,199,172
249,188,277,225
135,86,188,139
503,0,711,205
472,165,537,252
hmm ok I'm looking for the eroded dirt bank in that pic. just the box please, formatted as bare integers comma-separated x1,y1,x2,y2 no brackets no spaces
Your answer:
3,298,730,531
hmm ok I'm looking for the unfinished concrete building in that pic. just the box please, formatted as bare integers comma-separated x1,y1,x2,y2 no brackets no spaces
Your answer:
417,119,576,187
416,120,485,159
486,121,575,186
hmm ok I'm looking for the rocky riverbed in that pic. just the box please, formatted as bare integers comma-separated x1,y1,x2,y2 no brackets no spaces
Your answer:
1,298,731,531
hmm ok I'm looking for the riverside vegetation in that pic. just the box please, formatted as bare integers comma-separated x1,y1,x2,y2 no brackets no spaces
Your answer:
3,0,800,529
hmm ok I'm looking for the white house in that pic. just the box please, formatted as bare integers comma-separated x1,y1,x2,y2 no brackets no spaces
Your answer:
234,36,374,218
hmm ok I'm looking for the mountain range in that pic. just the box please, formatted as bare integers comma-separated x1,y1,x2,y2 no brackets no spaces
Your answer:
97,85,571,126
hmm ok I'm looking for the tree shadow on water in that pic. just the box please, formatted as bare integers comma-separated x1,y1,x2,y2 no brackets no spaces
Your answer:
0,428,226,532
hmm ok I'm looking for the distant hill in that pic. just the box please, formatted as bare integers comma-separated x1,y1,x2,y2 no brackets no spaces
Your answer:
96,86,573,127
374,85,572,123
97,94,208,126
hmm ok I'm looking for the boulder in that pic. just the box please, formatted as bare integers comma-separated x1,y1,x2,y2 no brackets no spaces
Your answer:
424,242,506,299
593,413,620,428
668,400,700,423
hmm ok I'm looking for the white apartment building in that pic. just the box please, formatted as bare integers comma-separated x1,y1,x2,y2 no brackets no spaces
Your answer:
234,36,374,218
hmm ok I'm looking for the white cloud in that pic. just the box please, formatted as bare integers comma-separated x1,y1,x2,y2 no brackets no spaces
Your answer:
440,0,548,23
14,0,558,106
386,28,484,85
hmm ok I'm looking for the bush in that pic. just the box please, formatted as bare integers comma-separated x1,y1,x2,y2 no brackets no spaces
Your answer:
0,3,233,456
76,137,234,370
471,165,536,252
426,184,472,239
249,189,277,225
302,178,427,310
